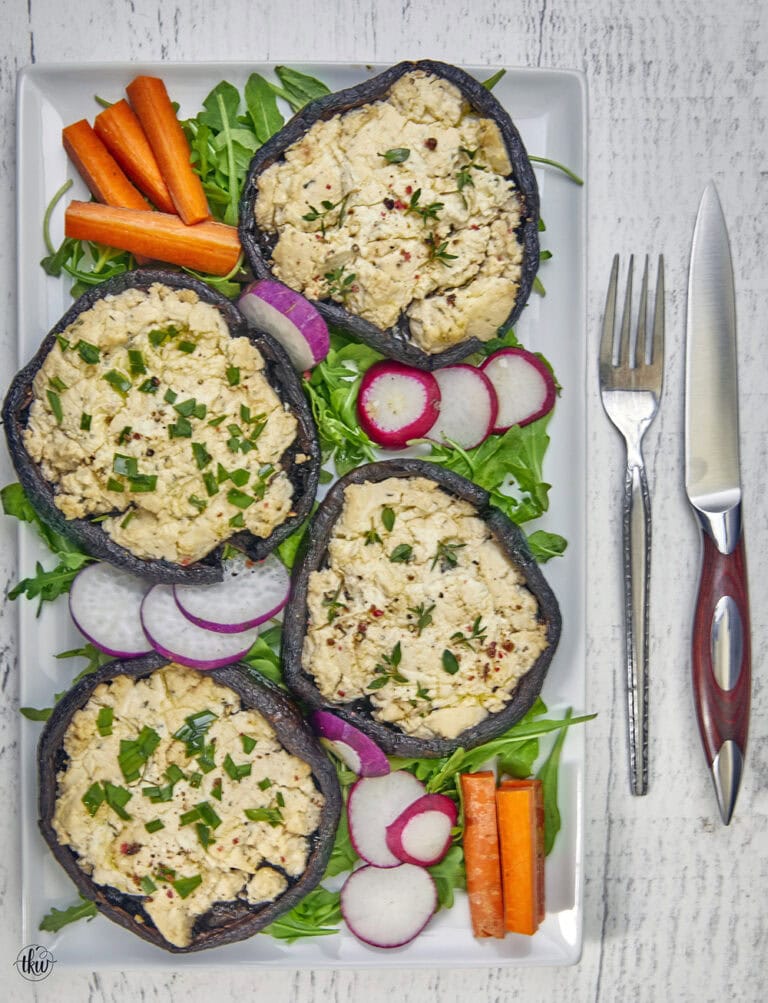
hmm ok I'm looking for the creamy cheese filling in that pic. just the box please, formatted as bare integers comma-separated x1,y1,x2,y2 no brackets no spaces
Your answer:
52,665,324,949
255,70,524,352
301,477,549,740
23,283,298,564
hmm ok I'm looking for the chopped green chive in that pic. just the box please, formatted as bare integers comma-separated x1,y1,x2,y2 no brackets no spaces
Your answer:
164,388,178,404
140,875,158,893
106,477,125,493
80,412,92,431
210,778,223,801
226,366,240,386
145,819,164,834
82,782,105,816
191,442,212,469
46,389,63,424
56,334,70,351
173,874,202,899
223,753,251,781
173,709,217,753
203,471,219,497
196,822,214,848
228,468,249,488
169,417,193,438
164,764,185,784
196,801,222,829
228,512,245,528
257,777,273,790
118,726,161,782
275,790,285,808
227,488,254,510
381,507,396,531
174,398,198,417
103,369,132,396
127,349,146,375
49,375,68,392
178,340,196,354
138,377,160,394
241,734,257,754
129,474,157,493
188,494,207,512
96,706,113,736
244,806,283,826
188,771,203,789
120,510,135,529
113,454,139,477
75,339,101,364
103,781,132,820
207,414,227,427
117,425,133,445
179,807,201,826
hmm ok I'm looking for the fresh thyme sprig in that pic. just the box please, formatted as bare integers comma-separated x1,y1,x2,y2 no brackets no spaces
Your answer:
450,615,488,650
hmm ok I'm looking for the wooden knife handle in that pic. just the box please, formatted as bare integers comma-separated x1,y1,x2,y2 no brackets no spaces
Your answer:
692,533,751,764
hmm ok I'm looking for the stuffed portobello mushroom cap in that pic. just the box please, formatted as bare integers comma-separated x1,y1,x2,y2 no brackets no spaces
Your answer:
2,270,320,583
282,459,561,758
38,653,341,953
239,60,540,371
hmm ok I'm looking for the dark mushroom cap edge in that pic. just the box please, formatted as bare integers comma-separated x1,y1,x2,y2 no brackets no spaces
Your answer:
2,268,321,584
238,59,540,371
37,653,342,954
282,458,562,758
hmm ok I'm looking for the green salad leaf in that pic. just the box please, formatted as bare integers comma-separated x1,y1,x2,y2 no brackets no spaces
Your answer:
39,894,98,932
262,886,342,942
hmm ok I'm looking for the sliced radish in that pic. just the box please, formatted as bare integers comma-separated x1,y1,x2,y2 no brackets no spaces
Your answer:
341,863,437,948
238,279,330,371
347,771,426,867
385,793,457,867
428,364,498,449
357,361,440,449
310,711,390,777
68,562,152,658
141,584,259,670
173,552,289,633
481,347,557,432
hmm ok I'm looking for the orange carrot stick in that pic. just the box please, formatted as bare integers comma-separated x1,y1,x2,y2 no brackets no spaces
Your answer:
126,75,210,224
94,100,176,215
460,772,505,939
62,120,149,211
64,201,241,276
496,780,544,935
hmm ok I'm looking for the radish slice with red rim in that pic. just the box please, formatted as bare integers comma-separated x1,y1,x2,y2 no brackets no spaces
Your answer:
481,347,557,432
68,562,152,658
310,711,390,777
238,279,330,371
347,770,426,867
357,361,440,449
141,584,259,670
385,793,457,866
173,552,290,633
341,863,437,948
427,364,498,449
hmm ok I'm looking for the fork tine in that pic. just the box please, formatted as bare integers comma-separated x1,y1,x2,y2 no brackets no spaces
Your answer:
636,255,649,366
650,255,665,374
600,254,619,373
617,254,634,368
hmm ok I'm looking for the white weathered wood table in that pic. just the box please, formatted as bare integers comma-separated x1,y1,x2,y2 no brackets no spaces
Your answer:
0,0,765,1000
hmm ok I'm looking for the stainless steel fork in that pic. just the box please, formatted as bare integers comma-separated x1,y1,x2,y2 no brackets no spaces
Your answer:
599,254,664,795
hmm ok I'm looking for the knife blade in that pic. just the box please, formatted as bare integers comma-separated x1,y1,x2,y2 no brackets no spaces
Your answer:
685,181,751,825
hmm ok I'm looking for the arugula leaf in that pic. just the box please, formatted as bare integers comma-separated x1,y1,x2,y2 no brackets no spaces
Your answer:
526,530,568,562
244,72,285,143
428,845,465,909
262,886,342,941
323,794,358,878
482,68,507,90
274,66,331,111
536,707,574,854
275,502,318,570
19,705,53,722
197,80,241,131
241,633,284,688
39,895,97,932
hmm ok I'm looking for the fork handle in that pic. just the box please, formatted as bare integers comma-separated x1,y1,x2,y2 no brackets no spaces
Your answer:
623,456,651,795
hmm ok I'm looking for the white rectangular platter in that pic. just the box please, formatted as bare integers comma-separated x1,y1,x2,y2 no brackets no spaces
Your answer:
15,61,587,968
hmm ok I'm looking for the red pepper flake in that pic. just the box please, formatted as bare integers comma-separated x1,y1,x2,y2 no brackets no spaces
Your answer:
400,249,412,261
326,184,332,190
370,607,384,618
337,689,346,698
446,294,456,307
424,137,437,150
405,185,413,195
394,199,407,210
486,641,497,658
166,889,174,898
502,641,515,652
470,224,480,230
232,838,239,844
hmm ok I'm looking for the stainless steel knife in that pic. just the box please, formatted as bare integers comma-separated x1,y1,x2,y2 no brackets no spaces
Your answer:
685,182,751,825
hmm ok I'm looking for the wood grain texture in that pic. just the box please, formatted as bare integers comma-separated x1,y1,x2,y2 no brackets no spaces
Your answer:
0,0,766,1000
